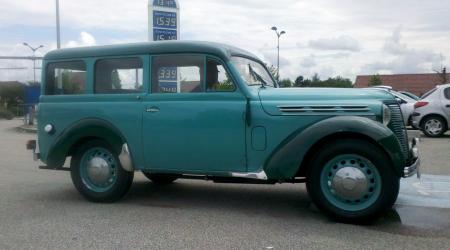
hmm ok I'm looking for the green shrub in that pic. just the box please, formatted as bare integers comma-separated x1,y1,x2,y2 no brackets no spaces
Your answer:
0,109,14,120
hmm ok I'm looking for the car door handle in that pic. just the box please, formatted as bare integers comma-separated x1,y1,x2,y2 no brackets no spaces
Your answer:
446,105,450,108
146,107,160,113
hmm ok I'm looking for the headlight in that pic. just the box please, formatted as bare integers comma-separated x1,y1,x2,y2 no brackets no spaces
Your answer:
382,104,391,126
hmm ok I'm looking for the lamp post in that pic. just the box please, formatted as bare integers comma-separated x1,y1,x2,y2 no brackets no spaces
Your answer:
23,43,44,84
271,26,286,82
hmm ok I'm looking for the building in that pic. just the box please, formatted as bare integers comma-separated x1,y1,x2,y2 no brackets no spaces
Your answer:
354,73,450,96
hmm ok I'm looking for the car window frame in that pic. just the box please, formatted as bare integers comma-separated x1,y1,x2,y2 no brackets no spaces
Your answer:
205,56,237,93
93,56,147,95
149,53,240,95
44,59,88,96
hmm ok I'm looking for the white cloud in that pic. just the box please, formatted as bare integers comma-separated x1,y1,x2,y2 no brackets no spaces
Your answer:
308,36,361,52
1,0,450,82
363,28,444,74
66,32,96,48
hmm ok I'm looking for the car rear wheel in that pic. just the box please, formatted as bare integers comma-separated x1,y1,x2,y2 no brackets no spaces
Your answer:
306,139,400,224
422,116,446,137
70,140,134,203
142,172,178,185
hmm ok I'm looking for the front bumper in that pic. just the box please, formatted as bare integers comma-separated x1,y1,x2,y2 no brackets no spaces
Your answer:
403,138,420,178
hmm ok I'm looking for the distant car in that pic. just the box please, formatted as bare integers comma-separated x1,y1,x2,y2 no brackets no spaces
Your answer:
399,91,420,101
369,87,417,126
412,84,450,137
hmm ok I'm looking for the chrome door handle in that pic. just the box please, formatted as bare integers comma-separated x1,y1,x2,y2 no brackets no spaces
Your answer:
146,107,160,113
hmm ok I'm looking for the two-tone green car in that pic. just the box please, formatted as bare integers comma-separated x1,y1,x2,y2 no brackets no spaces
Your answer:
28,41,420,223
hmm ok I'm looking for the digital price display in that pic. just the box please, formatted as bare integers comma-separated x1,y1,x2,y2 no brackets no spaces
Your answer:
153,29,177,41
153,11,177,29
158,67,177,81
153,0,177,8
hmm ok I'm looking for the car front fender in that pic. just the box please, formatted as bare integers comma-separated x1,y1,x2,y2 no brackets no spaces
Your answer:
264,116,406,179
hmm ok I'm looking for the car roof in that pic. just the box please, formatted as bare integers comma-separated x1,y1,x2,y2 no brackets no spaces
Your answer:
44,40,260,62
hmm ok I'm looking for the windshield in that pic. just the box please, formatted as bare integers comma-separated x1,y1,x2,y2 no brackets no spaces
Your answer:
231,57,276,87
392,91,416,103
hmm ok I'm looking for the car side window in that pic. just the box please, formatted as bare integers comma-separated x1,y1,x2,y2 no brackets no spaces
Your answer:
206,58,236,92
444,88,450,100
45,61,86,95
95,58,143,94
152,55,204,93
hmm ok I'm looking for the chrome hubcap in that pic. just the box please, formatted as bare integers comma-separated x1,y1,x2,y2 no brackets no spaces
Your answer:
86,157,113,185
331,167,368,200
425,119,443,135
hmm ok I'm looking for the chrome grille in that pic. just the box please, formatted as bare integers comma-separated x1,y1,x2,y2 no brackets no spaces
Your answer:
387,104,409,159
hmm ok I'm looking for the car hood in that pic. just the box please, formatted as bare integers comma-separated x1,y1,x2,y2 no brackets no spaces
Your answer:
258,87,394,116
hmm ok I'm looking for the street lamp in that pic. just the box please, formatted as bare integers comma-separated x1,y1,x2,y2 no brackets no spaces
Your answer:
271,26,286,82
23,43,44,84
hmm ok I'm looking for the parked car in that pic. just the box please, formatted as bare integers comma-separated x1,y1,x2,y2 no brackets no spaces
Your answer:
27,41,420,223
369,87,417,126
399,91,420,101
412,84,450,137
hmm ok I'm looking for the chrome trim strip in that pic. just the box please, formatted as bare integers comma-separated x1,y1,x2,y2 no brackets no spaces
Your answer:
231,170,268,180
278,105,370,113
118,143,134,172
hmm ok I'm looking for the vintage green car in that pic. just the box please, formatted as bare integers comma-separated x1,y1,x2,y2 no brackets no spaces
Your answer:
28,41,420,223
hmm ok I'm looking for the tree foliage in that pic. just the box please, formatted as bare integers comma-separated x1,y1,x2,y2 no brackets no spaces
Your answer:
0,82,25,109
368,74,383,86
290,74,353,88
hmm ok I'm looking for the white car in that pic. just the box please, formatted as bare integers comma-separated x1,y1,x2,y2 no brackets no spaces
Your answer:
412,84,450,137
369,87,417,126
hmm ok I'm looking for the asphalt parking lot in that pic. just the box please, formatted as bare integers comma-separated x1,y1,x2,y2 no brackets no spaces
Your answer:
0,119,449,249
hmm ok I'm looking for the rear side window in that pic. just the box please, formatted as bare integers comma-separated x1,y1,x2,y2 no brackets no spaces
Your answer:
45,61,86,95
152,55,204,93
445,88,450,100
95,58,143,94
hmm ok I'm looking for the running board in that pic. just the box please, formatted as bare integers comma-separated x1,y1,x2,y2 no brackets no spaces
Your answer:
39,165,70,171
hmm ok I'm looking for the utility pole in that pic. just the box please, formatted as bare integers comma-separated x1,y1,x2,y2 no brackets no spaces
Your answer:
271,26,286,82
56,0,61,49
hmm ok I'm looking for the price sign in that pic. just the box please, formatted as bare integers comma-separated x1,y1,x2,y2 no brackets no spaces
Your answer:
149,0,180,93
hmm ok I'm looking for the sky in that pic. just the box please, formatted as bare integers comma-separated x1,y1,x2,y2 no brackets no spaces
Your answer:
0,0,449,83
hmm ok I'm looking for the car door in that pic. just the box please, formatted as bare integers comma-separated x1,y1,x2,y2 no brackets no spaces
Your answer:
142,54,247,173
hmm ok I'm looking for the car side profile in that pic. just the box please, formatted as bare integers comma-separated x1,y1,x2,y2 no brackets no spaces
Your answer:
28,41,420,223
412,84,450,137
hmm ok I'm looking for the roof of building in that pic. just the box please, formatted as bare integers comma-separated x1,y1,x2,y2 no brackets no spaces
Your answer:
44,41,258,62
354,73,450,96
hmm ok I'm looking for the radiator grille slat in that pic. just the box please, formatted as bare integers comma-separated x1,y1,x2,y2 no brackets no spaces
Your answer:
387,104,409,159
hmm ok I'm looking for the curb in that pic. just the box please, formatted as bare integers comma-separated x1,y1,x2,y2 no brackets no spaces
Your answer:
16,125,37,134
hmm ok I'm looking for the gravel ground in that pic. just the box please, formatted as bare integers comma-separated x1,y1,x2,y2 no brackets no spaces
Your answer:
0,119,449,249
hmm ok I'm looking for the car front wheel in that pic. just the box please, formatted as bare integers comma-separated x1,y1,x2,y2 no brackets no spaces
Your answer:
70,140,134,203
306,139,400,224
422,116,446,137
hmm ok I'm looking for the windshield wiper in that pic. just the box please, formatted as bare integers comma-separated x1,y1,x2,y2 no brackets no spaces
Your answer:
248,64,268,88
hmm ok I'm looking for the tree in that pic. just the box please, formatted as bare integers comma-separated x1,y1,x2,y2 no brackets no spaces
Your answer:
368,74,383,86
279,79,293,88
435,67,448,84
0,82,25,109
266,65,279,82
